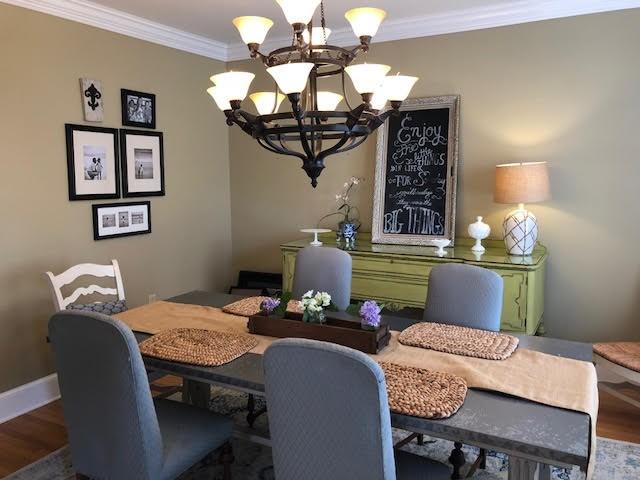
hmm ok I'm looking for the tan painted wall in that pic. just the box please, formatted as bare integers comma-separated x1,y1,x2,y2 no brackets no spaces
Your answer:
229,10,640,342
0,4,232,393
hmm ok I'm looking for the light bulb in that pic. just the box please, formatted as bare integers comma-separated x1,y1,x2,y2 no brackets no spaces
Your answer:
370,87,388,110
232,16,274,46
206,86,231,111
209,71,255,101
302,27,332,45
266,63,314,94
250,92,286,115
382,74,419,101
276,0,321,26
345,63,390,94
345,7,386,38
316,91,343,111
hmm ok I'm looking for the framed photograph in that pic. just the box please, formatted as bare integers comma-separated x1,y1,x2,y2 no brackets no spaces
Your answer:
92,201,151,240
65,124,120,200
372,95,460,246
120,129,165,197
121,89,156,129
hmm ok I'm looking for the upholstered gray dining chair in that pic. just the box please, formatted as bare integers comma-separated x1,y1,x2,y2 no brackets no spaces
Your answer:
421,263,504,471
292,246,352,310
49,311,234,480
263,338,450,480
423,263,504,331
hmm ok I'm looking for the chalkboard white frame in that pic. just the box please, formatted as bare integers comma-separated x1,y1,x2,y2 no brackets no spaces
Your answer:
372,95,460,246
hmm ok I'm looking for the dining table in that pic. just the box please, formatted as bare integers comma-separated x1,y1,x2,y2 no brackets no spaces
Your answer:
135,290,592,480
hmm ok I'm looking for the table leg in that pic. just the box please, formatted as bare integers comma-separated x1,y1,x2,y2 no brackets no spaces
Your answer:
538,463,551,480
448,442,465,479
508,456,538,480
182,379,211,408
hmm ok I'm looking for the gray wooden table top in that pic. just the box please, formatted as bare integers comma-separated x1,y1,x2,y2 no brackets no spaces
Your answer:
136,290,592,470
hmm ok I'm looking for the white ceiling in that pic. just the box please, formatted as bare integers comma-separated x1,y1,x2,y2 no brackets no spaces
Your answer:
89,0,507,44
5,0,640,60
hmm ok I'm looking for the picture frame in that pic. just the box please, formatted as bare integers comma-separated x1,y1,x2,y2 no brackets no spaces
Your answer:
120,129,165,197
121,89,156,129
372,95,460,246
65,124,120,200
92,201,151,240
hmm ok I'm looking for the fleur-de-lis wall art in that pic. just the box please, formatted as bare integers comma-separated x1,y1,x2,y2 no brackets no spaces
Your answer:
80,78,104,122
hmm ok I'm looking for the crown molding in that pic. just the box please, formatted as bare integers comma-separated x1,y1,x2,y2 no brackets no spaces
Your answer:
227,0,640,61
4,0,640,63
1,0,228,61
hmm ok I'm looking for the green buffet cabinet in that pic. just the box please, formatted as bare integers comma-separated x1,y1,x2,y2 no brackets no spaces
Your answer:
281,234,548,335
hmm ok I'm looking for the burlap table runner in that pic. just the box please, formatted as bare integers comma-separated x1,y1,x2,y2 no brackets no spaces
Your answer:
116,301,598,477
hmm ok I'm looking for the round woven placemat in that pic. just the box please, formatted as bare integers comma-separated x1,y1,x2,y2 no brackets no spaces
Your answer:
398,322,519,360
380,361,467,418
139,328,258,367
222,297,302,317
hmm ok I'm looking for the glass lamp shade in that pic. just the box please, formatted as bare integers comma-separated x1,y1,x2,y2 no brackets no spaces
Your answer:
382,74,419,101
302,27,331,45
206,86,231,111
370,88,388,110
250,92,286,115
276,0,321,26
316,91,343,111
266,63,314,94
345,7,387,38
232,16,274,45
345,63,391,94
209,71,255,101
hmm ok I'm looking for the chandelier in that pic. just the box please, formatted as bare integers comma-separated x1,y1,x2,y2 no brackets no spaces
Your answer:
208,0,418,187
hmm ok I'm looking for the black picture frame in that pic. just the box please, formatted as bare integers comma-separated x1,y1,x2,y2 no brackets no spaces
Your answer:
120,129,165,197
65,124,121,201
92,201,152,240
121,89,156,129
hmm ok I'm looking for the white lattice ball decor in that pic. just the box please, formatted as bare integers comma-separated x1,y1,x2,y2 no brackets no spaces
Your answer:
502,208,538,256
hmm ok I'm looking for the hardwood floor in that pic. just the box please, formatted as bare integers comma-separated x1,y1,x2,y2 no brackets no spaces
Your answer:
0,379,638,477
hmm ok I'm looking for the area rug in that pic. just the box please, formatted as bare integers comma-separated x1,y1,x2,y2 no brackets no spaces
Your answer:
5,388,639,480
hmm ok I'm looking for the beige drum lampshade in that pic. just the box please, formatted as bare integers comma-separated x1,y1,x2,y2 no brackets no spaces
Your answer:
494,162,551,204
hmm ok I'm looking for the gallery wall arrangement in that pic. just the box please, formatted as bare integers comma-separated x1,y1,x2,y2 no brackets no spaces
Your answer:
65,82,164,240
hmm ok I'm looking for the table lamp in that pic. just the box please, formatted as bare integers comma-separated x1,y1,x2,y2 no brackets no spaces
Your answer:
494,161,550,255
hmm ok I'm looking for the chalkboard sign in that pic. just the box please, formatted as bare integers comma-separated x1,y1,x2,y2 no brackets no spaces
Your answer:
372,96,459,246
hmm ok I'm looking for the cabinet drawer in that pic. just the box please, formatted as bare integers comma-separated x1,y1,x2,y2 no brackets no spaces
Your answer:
351,255,439,278
352,271,427,308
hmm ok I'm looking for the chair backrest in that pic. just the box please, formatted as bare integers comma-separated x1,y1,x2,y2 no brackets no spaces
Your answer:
45,259,125,311
292,247,352,310
264,338,396,480
48,311,163,480
423,263,504,331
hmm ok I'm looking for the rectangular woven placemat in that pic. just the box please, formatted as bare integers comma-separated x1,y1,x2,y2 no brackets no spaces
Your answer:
222,296,302,317
398,322,519,360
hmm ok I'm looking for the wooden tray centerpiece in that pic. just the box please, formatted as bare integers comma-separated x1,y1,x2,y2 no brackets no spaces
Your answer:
247,310,391,354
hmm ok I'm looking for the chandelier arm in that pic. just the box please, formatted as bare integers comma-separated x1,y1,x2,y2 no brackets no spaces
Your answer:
367,108,401,131
316,134,350,160
224,111,255,136
261,135,307,162
346,103,368,130
323,135,368,158
289,97,315,161
341,70,355,112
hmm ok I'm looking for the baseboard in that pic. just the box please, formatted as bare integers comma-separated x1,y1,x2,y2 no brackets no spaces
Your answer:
0,373,60,424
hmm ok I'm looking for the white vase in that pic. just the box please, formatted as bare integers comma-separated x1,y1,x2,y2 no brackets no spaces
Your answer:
502,205,538,256
468,216,490,253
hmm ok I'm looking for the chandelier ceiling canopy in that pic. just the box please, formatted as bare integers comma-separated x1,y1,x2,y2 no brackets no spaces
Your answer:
208,0,419,187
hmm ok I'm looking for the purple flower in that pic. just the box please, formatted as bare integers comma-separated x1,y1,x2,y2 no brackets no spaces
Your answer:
261,297,281,314
359,300,381,328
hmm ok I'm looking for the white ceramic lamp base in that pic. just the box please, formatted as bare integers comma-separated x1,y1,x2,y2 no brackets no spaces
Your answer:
503,206,538,256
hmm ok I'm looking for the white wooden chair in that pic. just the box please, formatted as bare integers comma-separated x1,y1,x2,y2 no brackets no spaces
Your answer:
594,342,640,409
45,260,126,312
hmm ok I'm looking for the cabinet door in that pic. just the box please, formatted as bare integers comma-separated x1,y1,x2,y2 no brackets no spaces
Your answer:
282,250,296,292
493,270,528,332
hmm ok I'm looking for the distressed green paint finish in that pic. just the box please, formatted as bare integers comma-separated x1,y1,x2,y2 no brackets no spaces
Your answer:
281,234,548,334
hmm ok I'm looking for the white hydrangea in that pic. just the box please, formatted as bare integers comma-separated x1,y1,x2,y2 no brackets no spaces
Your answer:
301,290,332,313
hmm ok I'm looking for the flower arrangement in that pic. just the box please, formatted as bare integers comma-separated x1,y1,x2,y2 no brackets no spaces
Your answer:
260,297,281,315
301,290,332,323
359,300,382,330
318,177,364,244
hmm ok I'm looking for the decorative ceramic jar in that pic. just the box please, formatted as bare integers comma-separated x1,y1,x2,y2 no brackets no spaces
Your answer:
337,220,359,245
468,216,491,253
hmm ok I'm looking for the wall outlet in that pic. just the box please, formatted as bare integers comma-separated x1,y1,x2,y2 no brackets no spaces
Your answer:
148,293,157,304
